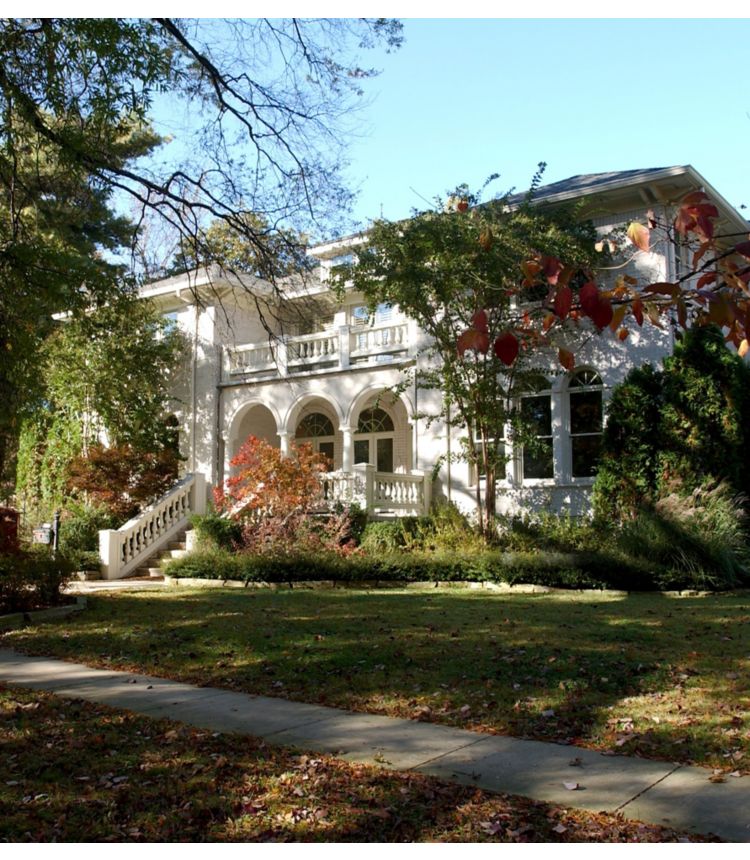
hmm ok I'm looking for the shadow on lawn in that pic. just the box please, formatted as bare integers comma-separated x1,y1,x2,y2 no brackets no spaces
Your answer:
3,588,749,766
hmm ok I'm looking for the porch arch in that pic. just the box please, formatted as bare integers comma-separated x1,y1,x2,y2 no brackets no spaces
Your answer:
346,386,413,473
226,400,281,475
283,391,345,437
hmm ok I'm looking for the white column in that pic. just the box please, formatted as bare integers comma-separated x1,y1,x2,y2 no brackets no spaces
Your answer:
341,426,353,472
338,324,351,369
279,431,290,457
191,472,207,515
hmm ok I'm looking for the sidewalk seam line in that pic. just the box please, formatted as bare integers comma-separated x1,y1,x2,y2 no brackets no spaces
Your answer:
614,763,683,813
407,736,492,772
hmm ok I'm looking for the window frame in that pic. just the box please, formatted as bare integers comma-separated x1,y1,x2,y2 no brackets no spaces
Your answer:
566,367,604,484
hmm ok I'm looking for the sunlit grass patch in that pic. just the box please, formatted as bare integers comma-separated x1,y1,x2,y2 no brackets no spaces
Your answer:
4,586,750,771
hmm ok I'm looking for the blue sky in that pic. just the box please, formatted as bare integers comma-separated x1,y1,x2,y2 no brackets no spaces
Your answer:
341,19,750,227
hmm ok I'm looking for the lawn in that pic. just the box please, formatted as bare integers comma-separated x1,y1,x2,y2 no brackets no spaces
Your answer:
3,586,750,773
0,686,718,842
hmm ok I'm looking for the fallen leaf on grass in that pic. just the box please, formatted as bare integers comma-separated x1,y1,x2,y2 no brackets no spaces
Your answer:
553,823,568,834
563,782,581,791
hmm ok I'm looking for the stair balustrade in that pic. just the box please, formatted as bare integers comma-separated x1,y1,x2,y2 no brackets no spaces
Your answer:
98,473,206,580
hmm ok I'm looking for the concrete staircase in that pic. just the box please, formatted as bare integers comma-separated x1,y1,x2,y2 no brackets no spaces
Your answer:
125,526,190,582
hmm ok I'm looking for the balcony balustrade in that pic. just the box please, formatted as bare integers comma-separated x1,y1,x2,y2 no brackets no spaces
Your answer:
226,322,411,380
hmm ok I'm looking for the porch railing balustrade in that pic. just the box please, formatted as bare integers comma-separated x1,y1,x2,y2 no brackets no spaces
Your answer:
226,322,411,380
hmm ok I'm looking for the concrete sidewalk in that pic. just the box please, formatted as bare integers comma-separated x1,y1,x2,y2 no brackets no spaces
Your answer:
1,648,748,842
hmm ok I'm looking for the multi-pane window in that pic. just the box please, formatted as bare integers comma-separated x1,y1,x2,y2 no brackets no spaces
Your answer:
568,369,603,478
521,380,553,480
295,412,336,467
354,407,395,472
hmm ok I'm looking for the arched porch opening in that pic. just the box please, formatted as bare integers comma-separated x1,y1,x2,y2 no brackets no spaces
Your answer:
227,403,280,474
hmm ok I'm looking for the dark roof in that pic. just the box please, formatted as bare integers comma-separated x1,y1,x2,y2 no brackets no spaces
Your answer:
508,166,687,204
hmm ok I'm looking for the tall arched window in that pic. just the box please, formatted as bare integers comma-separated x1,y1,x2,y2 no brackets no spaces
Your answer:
295,412,336,467
568,369,603,478
354,406,395,472
521,377,553,481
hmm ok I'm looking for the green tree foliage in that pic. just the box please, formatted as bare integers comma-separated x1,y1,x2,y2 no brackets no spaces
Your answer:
0,114,159,486
15,295,184,519
1,18,402,488
171,215,309,281
593,326,750,522
338,179,598,535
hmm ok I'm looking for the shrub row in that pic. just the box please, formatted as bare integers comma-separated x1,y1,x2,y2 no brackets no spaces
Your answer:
164,547,668,591
0,550,73,614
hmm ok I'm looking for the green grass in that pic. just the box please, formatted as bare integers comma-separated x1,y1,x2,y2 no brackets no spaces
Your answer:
4,587,750,772
0,686,718,842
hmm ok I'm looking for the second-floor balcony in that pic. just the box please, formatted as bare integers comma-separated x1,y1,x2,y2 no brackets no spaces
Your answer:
224,321,414,381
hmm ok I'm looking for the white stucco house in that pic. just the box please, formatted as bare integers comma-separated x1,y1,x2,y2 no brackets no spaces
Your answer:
99,165,748,578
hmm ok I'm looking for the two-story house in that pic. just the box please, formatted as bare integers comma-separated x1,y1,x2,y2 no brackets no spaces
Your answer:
99,165,747,579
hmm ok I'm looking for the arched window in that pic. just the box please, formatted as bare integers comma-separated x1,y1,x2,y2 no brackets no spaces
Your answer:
356,407,394,434
296,412,335,438
354,406,395,471
520,376,553,481
568,369,603,478
295,411,336,467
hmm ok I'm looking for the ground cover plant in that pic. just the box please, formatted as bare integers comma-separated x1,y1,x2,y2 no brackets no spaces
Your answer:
4,587,750,774
0,686,715,842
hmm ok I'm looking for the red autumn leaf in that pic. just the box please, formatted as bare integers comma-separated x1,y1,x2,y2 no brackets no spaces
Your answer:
618,327,630,341
471,310,489,333
674,207,696,237
627,222,650,253
558,347,575,371
696,272,717,290
681,191,711,206
543,312,556,332
579,282,599,316
494,331,519,365
632,298,644,327
456,199,469,212
643,282,679,298
554,285,573,320
541,255,563,285
590,297,614,330
457,328,489,356
735,241,750,260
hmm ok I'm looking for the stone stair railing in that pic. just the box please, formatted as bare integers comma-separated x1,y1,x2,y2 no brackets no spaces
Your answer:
98,473,206,580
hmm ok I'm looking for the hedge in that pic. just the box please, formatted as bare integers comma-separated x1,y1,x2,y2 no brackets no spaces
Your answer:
163,548,664,591
0,550,74,614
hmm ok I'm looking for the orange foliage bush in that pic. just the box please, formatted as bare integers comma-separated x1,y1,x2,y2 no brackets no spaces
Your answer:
213,435,328,518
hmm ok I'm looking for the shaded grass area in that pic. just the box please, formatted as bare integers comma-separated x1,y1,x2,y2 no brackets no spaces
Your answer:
4,587,750,772
0,686,718,842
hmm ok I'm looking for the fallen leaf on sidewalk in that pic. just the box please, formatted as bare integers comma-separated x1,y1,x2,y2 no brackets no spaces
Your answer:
563,782,580,791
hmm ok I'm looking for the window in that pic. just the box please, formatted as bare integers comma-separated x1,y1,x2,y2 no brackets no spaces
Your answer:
162,311,179,336
472,434,507,484
568,369,603,478
295,412,336,468
350,303,393,326
521,378,553,480
354,406,395,472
